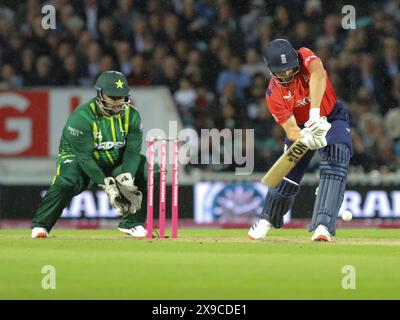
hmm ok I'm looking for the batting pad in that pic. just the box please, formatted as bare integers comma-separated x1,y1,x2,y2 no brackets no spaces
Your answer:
261,178,300,228
310,144,351,235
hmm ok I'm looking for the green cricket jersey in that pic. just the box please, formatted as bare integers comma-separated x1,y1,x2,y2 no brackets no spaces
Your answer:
58,98,143,185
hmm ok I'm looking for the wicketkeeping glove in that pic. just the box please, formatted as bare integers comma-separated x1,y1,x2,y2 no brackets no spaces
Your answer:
115,173,143,215
99,177,129,215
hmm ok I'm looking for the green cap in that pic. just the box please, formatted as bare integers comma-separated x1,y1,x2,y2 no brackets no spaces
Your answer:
95,71,129,97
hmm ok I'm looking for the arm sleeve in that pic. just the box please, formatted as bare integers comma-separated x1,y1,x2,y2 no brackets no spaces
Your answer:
298,47,320,71
266,94,292,125
121,108,143,177
66,115,106,186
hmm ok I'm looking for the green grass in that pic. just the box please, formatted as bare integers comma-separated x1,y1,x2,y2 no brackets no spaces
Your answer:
1,229,400,300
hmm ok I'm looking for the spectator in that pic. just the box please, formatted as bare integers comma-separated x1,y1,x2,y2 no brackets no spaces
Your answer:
291,21,314,49
254,19,273,53
201,36,223,88
127,54,152,86
84,41,102,81
174,78,197,109
81,0,99,39
98,16,115,54
65,15,85,41
27,55,54,86
391,74,400,106
162,13,181,51
98,55,116,76
115,41,133,75
240,0,269,47
273,5,291,38
1,0,399,173
174,77,197,126
216,82,247,129
216,56,252,99
213,1,237,34
0,64,23,88
20,48,35,84
57,54,81,86
316,14,343,55
174,39,189,67
179,0,209,42
375,37,400,113
183,49,203,84
154,55,181,93
358,54,379,100
385,107,400,142
241,48,268,78
375,137,397,171
114,0,137,40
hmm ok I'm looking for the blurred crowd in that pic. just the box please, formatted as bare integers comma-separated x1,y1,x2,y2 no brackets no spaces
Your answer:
0,0,399,174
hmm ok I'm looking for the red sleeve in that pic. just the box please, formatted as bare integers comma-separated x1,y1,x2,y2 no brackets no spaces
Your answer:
298,47,320,72
266,91,292,125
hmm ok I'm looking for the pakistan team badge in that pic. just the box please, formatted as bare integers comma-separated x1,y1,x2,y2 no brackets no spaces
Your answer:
116,79,124,88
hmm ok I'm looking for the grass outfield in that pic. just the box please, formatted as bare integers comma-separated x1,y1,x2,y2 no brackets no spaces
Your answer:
1,229,400,300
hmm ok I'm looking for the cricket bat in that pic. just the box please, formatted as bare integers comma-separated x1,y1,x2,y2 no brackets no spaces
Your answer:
261,139,309,188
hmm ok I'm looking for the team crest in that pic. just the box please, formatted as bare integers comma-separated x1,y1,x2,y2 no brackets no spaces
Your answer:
115,79,124,88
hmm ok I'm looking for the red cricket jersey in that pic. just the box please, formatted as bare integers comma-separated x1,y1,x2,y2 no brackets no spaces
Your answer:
265,47,337,126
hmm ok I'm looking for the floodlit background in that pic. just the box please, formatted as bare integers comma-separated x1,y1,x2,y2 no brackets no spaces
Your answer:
1,0,400,229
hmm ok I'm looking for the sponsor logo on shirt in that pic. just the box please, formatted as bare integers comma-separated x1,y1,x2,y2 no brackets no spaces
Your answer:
283,91,294,101
304,55,317,64
94,141,126,150
296,96,311,108
68,126,83,137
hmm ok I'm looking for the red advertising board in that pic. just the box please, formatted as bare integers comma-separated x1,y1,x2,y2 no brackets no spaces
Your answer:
0,91,49,156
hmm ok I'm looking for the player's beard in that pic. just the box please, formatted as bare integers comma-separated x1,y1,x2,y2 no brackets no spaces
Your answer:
96,95,128,116
272,67,300,86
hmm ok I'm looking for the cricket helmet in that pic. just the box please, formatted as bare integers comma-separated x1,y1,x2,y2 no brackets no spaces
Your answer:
95,70,129,97
263,39,299,84
95,70,130,116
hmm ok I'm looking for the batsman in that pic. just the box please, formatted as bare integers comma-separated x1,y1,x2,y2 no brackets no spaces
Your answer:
248,39,352,241
31,71,156,239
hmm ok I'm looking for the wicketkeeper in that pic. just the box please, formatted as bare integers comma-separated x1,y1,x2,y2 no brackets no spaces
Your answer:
31,71,158,238
248,39,353,241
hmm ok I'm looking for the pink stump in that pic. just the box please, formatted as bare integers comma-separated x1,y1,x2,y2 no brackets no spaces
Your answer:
171,140,179,239
146,140,155,239
158,141,167,238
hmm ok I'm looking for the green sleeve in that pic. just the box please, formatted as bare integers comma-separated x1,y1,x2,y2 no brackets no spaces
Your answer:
65,115,106,186
122,108,143,177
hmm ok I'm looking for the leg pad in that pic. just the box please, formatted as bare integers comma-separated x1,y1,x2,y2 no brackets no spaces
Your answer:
261,178,300,228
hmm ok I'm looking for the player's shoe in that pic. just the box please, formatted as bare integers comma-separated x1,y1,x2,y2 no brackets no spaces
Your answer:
118,225,147,238
31,227,48,239
311,225,332,242
248,219,272,240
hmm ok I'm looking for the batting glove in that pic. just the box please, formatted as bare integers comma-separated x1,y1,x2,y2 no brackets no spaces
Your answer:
300,117,331,150
304,116,331,137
